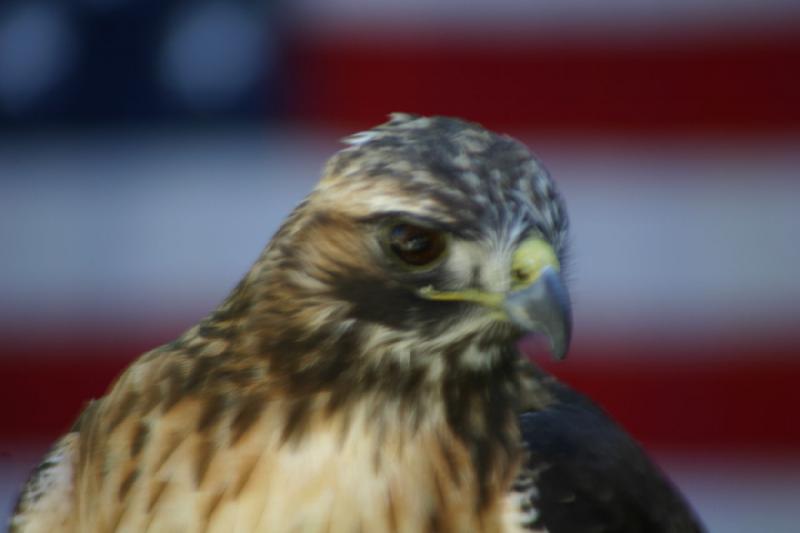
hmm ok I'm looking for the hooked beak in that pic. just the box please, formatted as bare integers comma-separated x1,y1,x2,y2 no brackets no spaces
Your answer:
504,265,572,360
418,238,572,360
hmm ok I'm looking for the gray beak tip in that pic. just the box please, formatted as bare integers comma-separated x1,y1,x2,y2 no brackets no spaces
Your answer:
504,267,572,361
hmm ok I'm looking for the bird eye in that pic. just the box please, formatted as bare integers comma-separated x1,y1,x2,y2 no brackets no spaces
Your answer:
387,223,447,267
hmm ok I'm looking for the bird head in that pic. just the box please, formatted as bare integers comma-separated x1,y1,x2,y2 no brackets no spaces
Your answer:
248,114,571,383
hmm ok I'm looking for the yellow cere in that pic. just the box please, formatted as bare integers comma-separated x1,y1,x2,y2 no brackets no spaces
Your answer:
511,238,559,289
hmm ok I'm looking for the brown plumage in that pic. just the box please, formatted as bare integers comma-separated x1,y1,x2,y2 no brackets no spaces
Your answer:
10,114,703,533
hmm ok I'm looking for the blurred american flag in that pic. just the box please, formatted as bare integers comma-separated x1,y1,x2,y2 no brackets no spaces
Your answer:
1,1,799,530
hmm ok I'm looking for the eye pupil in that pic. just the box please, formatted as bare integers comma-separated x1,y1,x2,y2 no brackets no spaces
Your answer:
388,223,446,266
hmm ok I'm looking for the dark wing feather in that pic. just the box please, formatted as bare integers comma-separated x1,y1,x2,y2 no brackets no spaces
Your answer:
519,378,705,533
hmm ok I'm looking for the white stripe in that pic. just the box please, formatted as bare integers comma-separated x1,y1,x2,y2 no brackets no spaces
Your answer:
1,131,798,347
542,138,800,340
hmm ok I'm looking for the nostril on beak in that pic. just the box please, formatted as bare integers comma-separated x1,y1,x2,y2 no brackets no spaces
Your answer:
512,267,529,285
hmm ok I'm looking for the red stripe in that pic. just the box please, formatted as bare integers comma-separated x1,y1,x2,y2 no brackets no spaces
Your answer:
286,26,800,134
535,340,800,453
1,330,798,451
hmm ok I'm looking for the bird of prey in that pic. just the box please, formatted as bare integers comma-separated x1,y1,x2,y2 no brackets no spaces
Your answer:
10,114,704,532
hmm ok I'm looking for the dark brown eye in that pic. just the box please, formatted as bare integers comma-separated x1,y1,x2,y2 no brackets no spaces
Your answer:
387,223,447,267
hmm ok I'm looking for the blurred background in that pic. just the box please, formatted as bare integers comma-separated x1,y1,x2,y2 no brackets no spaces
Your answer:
1,0,799,530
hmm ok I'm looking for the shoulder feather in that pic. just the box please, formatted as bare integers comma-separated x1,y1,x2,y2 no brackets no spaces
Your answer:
9,433,79,533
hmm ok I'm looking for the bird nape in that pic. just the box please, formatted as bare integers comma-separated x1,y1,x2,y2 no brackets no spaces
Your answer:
10,114,704,533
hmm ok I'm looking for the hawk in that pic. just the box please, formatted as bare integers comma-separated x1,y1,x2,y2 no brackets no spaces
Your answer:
10,114,704,532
